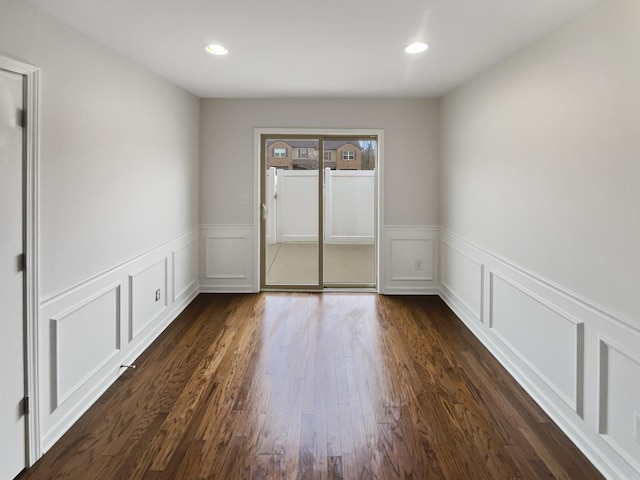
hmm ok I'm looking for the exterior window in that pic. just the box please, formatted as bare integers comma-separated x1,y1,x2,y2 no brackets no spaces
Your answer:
273,148,286,158
299,148,308,158
323,151,331,161
342,150,355,160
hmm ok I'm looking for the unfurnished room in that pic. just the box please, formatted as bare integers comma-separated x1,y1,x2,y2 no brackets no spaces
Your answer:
1,0,639,478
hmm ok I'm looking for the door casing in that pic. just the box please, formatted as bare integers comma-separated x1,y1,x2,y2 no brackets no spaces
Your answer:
253,128,384,292
0,54,41,466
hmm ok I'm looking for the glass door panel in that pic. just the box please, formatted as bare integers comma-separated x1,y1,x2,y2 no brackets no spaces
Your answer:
323,138,377,286
262,137,321,288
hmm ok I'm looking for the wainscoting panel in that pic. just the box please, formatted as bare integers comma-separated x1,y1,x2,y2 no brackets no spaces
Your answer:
599,337,640,475
381,226,439,294
173,240,197,302
439,229,640,480
200,224,255,292
489,272,584,414
38,228,198,453
129,259,168,342
441,240,484,323
51,284,121,409
205,237,246,278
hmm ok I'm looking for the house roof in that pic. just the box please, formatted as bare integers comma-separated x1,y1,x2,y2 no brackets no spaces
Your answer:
266,140,361,151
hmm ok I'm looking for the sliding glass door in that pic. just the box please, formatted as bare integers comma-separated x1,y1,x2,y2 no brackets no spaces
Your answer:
322,138,376,287
262,137,321,287
261,135,377,290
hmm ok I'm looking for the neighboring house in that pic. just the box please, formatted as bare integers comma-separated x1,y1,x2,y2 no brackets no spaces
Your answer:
265,140,362,170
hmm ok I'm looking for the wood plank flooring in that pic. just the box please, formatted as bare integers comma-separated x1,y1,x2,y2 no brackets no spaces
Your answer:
18,293,605,479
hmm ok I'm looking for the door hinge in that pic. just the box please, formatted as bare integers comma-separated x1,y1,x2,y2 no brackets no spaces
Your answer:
18,109,27,128
21,396,29,416
18,253,26,272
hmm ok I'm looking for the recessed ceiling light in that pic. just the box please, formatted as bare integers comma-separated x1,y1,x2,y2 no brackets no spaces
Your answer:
204,44,228,56
405,42,429,54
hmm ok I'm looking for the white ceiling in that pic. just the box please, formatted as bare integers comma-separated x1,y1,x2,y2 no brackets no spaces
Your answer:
27,0,600,98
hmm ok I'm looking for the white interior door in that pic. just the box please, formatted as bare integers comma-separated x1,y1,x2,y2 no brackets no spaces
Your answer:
0,67,27,479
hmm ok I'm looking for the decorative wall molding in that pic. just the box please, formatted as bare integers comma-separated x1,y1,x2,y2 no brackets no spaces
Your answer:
202,223,437,294
598,336,640,476
488,271,584,416
128,258,168,342
441,239,484,323
40,226,199,307
35,220,640,480
439,228,640,480
172,240,197,302
51,283,121,409
440,229,640,335
381,226,439,295
38,229,198,453
200,224,256,292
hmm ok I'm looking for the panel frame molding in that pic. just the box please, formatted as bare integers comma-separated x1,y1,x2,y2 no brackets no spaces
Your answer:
200,224,255,293
37,228,198,456
439,228,639,480
128,258,169,342
488,270,585,416
441,229,640,335
172,239,197,302
381,226,440,295
50,283,122,410
40,227,199,307
597,334,640,476
440,238,485,323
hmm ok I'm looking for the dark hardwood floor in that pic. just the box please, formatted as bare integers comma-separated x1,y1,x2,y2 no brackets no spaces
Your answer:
18,293,604,479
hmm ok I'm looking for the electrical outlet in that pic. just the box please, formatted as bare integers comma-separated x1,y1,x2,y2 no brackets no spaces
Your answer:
238,194,249,205
155,289,161,301
414,259,423,270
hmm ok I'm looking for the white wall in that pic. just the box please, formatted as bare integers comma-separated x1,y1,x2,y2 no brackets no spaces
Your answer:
0,0,200,297
200,98,440,293
440,0,639,322
439,1,640,478
0,0,200,459
200,98,439,226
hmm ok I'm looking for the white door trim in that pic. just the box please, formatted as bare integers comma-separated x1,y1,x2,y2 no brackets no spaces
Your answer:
253,127,385,292
0,53,41,465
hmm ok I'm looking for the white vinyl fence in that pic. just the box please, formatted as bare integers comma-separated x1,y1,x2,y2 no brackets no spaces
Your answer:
265,168,375,244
